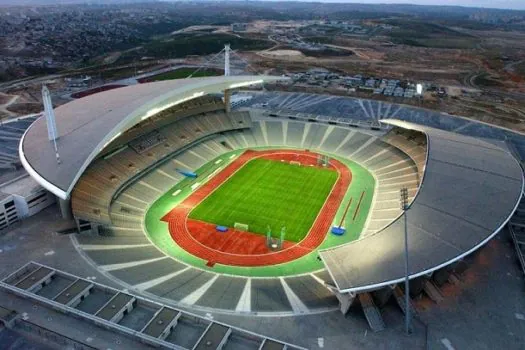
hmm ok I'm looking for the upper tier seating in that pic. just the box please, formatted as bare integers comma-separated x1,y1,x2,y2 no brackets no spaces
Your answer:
71,111,252,223
103,95,225,153
74,116,424,242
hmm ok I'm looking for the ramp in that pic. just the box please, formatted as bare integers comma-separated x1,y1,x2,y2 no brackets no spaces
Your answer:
423,280,443,303
358,292,385,332
392,285,417,317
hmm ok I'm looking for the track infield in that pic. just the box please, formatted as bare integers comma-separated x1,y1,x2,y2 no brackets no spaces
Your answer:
188,157,338,243
161,149,352,267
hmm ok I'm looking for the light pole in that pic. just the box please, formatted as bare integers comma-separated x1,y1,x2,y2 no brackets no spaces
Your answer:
400,187,411,335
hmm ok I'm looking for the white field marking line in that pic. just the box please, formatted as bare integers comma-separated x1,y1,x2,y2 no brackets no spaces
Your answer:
206,167,223,180
235,279,251,313
182,151,343,257
280,278,309,314
80,243,152,251
440,338,455,350
133,267,190,291
180,275,219,305
99,256,168,272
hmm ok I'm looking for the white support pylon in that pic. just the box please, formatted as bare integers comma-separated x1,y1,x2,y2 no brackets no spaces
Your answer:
42,85,60,163
224,43,231,76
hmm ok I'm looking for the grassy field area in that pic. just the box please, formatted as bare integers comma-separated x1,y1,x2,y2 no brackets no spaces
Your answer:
144,148,375,277
189,158,338,243
147,67,222,81
120,33,272,62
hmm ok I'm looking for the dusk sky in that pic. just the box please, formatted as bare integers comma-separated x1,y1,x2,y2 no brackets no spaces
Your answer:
323,0,525,10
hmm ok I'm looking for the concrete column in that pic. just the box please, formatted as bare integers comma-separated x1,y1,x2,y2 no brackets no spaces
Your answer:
333,290,355,315
58,197,73,220
372,286,393,308
224,89,231,113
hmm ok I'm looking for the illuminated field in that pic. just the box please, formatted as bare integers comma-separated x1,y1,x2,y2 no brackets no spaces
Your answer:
188,158,338,243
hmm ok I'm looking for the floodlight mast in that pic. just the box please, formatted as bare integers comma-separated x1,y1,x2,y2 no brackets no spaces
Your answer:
42,85,60,164
400,187,411,335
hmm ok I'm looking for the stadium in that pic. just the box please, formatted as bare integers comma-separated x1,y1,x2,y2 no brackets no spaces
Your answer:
1,74,524,348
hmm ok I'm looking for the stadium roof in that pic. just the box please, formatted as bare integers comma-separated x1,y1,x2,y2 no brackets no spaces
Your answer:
320,119,524,293
19,75,284,200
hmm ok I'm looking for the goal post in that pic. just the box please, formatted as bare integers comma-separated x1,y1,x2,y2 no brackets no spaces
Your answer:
234,222,249,231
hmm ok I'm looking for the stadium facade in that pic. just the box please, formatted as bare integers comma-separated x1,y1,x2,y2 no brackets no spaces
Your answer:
18,75,524,319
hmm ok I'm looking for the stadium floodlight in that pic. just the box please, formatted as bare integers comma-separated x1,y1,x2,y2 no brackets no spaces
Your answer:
400,187,411,335
228,79,264,89
141,91,205,121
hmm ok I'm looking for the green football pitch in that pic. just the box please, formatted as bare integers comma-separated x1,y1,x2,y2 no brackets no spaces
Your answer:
188,158,338,243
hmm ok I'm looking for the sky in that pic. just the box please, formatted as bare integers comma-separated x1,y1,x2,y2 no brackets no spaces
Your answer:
1,0,524,11
304,0,525,10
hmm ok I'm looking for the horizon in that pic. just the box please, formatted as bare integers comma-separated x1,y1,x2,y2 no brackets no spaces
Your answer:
0,0,524,11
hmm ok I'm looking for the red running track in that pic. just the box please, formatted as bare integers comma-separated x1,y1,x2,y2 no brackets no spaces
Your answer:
161,149,351,267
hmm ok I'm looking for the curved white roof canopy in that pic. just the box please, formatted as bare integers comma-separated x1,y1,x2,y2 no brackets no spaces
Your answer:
320,120,524,293
20,75,284,199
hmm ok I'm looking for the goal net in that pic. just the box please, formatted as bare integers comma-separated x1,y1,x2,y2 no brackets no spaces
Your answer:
234,222,249,231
